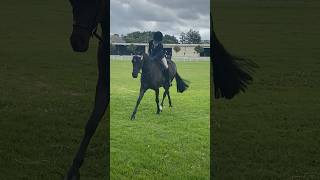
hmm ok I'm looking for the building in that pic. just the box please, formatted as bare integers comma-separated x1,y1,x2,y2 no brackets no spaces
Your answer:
110,43,210,57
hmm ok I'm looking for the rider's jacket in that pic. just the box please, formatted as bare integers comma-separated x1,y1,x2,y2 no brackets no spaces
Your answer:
148,40,165,61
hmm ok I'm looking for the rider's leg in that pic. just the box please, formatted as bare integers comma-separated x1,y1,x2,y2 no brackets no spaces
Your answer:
161,58,170,87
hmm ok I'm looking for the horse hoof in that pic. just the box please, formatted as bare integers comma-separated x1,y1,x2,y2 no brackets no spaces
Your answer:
130,115,136,120
159,105,163,111
65,171,80,180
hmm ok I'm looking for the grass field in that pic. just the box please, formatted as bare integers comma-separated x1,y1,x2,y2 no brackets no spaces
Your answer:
110,60,210,179
212,0,320,179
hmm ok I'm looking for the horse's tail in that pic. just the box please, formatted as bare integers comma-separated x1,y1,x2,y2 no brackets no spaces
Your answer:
211,13,257,99
175,72,189,93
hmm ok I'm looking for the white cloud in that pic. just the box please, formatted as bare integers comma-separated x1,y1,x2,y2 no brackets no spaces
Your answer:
110,0,210,40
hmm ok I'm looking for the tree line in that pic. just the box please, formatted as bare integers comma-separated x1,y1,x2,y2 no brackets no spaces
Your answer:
111,29,203,44
110,29,206,55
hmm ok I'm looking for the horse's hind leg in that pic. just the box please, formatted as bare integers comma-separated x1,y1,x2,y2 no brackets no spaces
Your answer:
66,41,108,180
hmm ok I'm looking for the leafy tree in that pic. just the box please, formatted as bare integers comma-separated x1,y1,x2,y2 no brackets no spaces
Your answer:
173,46,181,53
179,32,187,44
194,45,204,54
123,31,178,44
185,29,201,44
163,34,178,44
123,31,152,43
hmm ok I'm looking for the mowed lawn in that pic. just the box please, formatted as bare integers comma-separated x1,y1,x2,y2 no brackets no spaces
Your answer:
212,0,320,179
110,60,210,179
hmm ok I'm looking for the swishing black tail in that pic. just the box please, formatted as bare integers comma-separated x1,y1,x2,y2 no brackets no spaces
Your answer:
175,72,189,93
211,14,257,99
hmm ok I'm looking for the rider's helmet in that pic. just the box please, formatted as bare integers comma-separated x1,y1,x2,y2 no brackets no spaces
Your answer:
153,31,163,42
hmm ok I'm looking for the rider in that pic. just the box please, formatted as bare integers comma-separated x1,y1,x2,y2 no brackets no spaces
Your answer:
148,31,170,87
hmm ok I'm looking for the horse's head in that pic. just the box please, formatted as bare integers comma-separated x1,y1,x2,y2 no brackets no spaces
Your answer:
69,0,102,52
131,55,143,78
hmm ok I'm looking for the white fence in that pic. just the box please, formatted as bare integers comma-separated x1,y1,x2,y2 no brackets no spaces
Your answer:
110,55,210,61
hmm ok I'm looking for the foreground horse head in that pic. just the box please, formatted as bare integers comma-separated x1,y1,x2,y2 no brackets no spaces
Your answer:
131,55,143,78
69,0,102,52
66,0,107,180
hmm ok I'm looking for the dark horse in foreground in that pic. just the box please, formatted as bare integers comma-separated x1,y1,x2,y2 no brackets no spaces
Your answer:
130,54,189,120
65,0,108,179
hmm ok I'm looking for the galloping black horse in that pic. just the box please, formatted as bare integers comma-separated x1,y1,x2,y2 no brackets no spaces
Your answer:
66,0,108,179
130,54,189,120
211,14,256,99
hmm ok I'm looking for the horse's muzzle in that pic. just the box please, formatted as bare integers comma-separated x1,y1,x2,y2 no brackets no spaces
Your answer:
132,72,138,78
70,29,90,52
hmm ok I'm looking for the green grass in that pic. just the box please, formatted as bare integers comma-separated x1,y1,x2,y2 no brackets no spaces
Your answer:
212,0,320,179
110,60,210,179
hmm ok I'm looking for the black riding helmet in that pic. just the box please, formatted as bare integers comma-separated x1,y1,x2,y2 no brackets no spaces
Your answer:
153,31,163,42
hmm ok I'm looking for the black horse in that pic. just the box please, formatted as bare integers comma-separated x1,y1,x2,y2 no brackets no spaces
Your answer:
130,54,189,120
66,0,108,179
211,13,256,99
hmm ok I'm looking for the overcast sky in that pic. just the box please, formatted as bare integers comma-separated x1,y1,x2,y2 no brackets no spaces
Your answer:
110,0,210,40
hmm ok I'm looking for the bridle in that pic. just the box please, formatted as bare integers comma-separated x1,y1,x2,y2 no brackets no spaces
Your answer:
72,0,104,41
135,55,152,76
73,23,102,41
132,55,144,75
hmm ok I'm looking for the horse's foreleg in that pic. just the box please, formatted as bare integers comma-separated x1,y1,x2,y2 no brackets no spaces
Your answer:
155,89,161,114
167,88,172,107
131,87,146,120
66,41,108,180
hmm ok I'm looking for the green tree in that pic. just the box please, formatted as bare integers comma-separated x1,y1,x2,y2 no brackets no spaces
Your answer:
185,29,201,44
123,31,152,43
179,32,187,44
194,45,204,54
163,34,178,44
124,31,178,44
173,46,181,53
